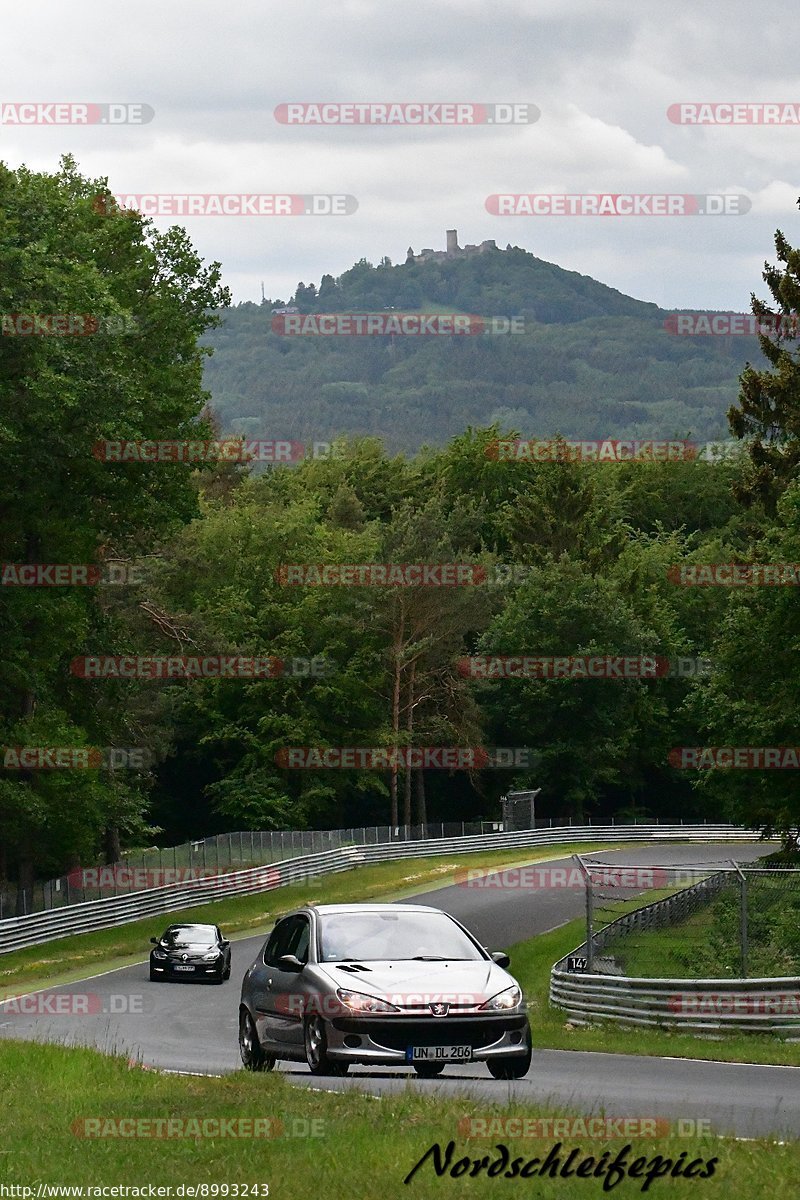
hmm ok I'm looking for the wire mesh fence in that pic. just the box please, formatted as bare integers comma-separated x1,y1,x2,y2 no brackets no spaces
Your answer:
573,854,800,979
1,816,584,917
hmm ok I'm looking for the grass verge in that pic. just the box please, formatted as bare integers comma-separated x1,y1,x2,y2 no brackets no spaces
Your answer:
509,919,800,1066
0,1039,796,1198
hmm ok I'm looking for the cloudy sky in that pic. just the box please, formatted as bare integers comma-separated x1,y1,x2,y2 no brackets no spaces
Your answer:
4,0,798,310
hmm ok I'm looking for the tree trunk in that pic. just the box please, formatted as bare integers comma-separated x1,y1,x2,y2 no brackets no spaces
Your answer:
14,533,41,915
403,663,415,827
415,768,427,826
104,824,121,864
389,608,404,827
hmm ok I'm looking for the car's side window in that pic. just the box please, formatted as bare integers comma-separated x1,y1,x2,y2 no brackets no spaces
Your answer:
263,922,288,965
264,917,299,966
287,917,310,964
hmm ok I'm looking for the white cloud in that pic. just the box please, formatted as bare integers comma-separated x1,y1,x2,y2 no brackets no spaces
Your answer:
0,0,795,307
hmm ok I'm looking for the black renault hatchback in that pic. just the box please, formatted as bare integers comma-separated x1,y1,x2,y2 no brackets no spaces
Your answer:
149,922,231,983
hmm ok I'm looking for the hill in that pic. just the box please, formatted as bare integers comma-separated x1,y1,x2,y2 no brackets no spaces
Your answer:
201,241,763,452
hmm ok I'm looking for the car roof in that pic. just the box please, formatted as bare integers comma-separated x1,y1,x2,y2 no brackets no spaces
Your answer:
165,922,217,932
297,903,442,916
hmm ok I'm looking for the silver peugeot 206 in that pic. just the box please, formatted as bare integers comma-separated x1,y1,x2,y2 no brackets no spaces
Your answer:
238,902,532,1078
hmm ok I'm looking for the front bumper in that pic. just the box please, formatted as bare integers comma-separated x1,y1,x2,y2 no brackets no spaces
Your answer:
321,1013,530,1064
150,957,224,979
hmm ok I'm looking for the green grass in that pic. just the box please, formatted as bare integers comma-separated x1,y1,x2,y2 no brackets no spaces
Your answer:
0,1039,796,1197
508,919,800,1066
611,876,800,980
606,903,727,979
0,843,611,997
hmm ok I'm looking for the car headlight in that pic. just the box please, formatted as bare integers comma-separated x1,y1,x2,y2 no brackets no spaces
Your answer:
480,985,522,1011
202,951,222,961
152,949,167,960
336,988,400,1013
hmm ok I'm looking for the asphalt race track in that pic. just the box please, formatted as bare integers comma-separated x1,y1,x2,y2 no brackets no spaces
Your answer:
2,842,799,1138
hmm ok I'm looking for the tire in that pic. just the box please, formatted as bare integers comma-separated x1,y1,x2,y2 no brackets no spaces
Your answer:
413,1063,445,1078
239,1009,275,1072
486,1028,532,1080
149,967,161,982
304,1015,349,1076
223,962,231,981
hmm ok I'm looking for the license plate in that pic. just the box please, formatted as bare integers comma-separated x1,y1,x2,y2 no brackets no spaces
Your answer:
174,965,195,972
409,1044,472,1062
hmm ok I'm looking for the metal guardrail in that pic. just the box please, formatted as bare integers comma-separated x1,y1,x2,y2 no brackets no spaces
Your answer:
549,859,800,1036
549,970,800,1036
3,815,667,917
0,823,764,955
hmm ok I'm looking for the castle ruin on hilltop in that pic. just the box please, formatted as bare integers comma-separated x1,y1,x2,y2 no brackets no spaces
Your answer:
406,229,497,265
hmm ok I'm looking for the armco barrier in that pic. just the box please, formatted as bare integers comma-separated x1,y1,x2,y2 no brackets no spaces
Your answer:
549,968,800,1036
0,824,767,955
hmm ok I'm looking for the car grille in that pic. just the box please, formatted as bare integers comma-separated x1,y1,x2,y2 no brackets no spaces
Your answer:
332,1015,527,1051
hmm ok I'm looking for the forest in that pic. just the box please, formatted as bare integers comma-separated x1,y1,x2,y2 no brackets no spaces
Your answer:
202,241,764,452
2,158,799,907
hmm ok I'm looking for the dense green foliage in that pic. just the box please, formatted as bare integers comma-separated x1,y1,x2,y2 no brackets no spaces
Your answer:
4,165,800,905
202,248,762,451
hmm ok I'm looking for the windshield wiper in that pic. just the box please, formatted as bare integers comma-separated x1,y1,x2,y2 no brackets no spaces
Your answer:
411,955,448,961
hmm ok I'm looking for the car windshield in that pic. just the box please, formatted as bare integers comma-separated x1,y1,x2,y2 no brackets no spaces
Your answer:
319,910,483,962
162,925,216,948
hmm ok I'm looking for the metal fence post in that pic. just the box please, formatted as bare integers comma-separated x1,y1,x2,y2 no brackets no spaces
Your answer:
574,855,593,972
732,861,748,978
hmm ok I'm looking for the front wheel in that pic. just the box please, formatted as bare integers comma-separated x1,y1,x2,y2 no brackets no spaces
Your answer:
239,1009,275,1072
304,1015,349,1076
486,1028,532,1080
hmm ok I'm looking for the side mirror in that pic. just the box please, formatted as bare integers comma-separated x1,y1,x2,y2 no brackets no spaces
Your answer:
278,954,304,972
220,940,230,948
150,937,159,944
491,951,510,968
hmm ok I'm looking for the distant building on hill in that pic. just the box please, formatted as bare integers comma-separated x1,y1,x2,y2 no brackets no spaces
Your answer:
406,230,497,265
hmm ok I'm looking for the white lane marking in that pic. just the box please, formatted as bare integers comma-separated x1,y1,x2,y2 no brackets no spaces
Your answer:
160,1069,224,1078
543,1047,800,1069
